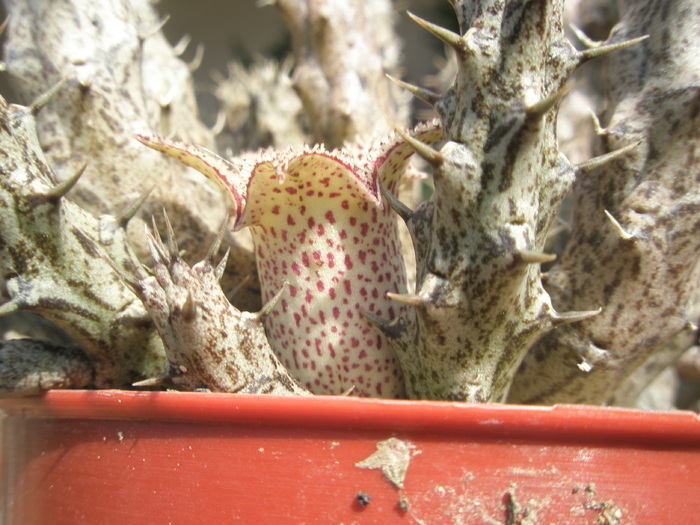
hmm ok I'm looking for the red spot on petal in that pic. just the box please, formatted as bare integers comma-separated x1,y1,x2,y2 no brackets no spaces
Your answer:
329,192,341,198
287,215,296,226
350,337,359,348
349,217,357,226
332,307,340,319
327,252,335,268
293,313,301,327
316,280,324,292
305,289,313,304
302,252,310,268
316,224,325,236
291,262,301,276
344,254,353,270
344,280,352,295
325,210,336,224
329,287,336,300
360,223,369,237
285,187,297,195
341,200,349,210
358,250,367,264
308,217,315,229
271,205,280,215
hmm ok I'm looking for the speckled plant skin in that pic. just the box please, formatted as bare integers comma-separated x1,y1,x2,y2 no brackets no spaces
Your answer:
375,0,647,402
508,0,700,405
136,122,442,397
275,0,409,148
1,0,261,313
0,94,165,390
121,217,310,395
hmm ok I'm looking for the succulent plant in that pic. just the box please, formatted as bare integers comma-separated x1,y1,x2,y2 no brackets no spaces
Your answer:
0,0,697,407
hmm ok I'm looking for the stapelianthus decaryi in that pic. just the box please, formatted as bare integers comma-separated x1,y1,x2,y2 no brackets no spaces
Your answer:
2,0,696,403
137,0,652,402
137,121,441,397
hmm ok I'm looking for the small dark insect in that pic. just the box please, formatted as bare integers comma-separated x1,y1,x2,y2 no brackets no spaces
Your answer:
356,491,371,507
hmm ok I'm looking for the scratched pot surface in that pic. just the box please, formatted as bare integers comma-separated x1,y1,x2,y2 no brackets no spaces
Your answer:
1,391,699,524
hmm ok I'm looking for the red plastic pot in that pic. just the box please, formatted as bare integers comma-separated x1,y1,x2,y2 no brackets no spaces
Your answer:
1,390,699,524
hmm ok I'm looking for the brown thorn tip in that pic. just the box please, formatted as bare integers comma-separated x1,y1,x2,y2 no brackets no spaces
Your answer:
182,291,197,322
604,210,634,241
379,181,413,222
525,83,574,120
42,161,87,202
516,251,557,265
161,210,179,257
551,308,602,326
576,141,640,175
147,219,169,264
406,11,464,51
258,282,288,319
206,214,230,264
361,308,397,336
100,252,142,292
386,74,439,106
118,187,153,227
390,122,443,166
387,292,429,307
30,77,67,115
579,35,649,64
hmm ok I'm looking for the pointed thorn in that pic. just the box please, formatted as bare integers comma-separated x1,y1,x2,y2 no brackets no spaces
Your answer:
525,83,574,120
181,291,197,322
0,299,21,316
515,251,557,265
579,35,649,64
387,292,430,308
379,181,414,222
407,11,465,52
576,141,640,175
41,161,87,202
100,252,143,292
257,282,288,320
210,110,227,135
161,210,179,257
173,33,192,56
604,210,634,241
214,248,230,282
117,187,153,227
588,108,606,136
146,220,170,264
551,307,602,326
187,43,205,72
138,15,170,41
206,214,230,265
0,17,9,37
228,274,251,300
568,24,601,49
386,74,440,106
390,122,443,167
30,77,67,115
361,308,401,338
133,375,169,388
